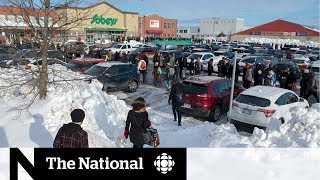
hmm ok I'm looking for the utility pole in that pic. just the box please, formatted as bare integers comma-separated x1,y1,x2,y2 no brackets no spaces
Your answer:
140,0,143,43
228,51,237,122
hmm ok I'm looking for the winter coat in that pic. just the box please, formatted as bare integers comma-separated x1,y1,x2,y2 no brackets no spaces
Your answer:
195,60,201,71
284,72,296,90
254,64,265,85
153,54,160,63
125,110,150,146
245,67,253,81
53,123,88,148
152,66,161,79
169,83,183,107
208,60,213,74
300,73,311,90
307,74,317,93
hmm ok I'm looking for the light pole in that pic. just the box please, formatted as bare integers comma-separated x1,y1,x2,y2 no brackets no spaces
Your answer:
140,0,143,43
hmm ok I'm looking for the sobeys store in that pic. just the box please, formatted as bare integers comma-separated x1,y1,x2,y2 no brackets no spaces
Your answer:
56,2,139,43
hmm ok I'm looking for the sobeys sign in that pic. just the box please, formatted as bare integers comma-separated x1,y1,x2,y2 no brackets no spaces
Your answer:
90,14,118,26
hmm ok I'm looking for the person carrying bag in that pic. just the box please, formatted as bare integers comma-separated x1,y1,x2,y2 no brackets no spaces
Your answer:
124,97,151,148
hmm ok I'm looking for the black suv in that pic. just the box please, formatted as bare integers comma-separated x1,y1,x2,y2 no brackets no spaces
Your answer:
84,62,140,92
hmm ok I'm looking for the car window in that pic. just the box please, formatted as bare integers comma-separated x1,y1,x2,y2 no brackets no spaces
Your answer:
118,65,130,73
105,66,119,75
213,82,227,92
182,82,208,94
275,93,290,105
287,92,299,104
121,45,127,49
128,45,131,48
236,94,271,107
225,80,232,91
203,54,210,60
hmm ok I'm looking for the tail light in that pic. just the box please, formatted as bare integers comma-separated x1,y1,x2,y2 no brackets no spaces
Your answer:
257,109,276,117
232,102,238,108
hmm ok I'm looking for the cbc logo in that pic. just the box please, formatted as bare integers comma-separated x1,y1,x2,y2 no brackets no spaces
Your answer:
154,153,175,174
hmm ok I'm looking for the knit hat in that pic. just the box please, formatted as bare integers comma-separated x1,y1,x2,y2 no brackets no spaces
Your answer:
132,97,146,111
70,109,85,122
304,69,310,73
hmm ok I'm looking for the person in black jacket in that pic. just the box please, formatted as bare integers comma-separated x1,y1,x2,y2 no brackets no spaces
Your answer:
168,82,183,126
253,63,265,86
124,97,151,148
284,70,296,90
300,69,312,98
208,59,213,76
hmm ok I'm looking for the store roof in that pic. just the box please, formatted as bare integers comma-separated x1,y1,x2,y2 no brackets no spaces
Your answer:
233,19,320,36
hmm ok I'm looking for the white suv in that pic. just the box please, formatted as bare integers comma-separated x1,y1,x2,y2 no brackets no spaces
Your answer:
229,86,309,129
105,43,133,53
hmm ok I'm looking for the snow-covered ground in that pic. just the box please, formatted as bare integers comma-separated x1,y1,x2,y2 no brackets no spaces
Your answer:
0,65,320,148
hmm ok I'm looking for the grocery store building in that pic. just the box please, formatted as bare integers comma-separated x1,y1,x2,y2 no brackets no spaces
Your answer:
231,19,320,43
56,2,139,43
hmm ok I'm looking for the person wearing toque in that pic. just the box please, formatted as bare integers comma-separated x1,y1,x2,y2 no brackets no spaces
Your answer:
124,97,151,148
53,109,89,148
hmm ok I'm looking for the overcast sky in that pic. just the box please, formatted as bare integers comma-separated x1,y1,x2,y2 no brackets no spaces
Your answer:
81,0,319,28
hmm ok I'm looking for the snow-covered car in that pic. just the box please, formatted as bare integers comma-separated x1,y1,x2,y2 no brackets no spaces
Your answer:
105,43,133,53
309,50,320,61
229,86,309,130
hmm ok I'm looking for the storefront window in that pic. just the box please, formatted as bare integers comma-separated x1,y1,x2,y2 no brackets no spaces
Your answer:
184,30,187,33
164,23,166,28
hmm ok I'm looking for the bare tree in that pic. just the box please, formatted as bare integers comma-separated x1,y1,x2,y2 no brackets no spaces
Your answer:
1,0,106,99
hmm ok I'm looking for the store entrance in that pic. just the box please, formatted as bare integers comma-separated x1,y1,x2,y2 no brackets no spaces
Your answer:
85,30,125,44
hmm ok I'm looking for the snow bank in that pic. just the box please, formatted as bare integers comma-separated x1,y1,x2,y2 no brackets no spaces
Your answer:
248,105,320,147
0,65,129,147
241,37,320,47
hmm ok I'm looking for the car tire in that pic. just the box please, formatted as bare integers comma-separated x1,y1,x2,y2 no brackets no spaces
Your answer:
208,105,221,122
126,80,138,93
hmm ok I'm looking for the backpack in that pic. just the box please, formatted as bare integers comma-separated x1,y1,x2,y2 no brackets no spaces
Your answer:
140,60,146,70
157,67,162,75
174,88,183,104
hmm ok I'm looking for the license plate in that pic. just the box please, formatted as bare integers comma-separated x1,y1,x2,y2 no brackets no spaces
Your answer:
184,104,191,108
242,108,252,115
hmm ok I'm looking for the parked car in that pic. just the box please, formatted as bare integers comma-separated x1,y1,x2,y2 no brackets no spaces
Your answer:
309,51,320,62
186,52,215,69
293,57,310,70
66,58,106,72
213,50,234,59
273,61,302,80
286,48,299,59
0,49,19,67
229,86,309,131
292,50,309,59
232,44,255,54
180,76,244,122
160,50,188,64
0,45,20,55
135,46,157,59
105,43,133,53
311,60,319,84
83,62,139,92
190,48,211,53
64,41,86,57
266,49,284,59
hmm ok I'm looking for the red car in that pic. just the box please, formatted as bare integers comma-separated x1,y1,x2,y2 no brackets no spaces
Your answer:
66,58,106,73
181,76,244,122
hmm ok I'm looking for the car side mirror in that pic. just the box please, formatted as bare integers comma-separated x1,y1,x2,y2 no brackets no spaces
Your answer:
299,98,305,102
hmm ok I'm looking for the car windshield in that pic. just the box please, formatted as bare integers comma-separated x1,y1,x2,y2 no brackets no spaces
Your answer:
84,65,108,76
182,82,207,94
235,94,271,107
112,44,122,49
189,54,202,60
